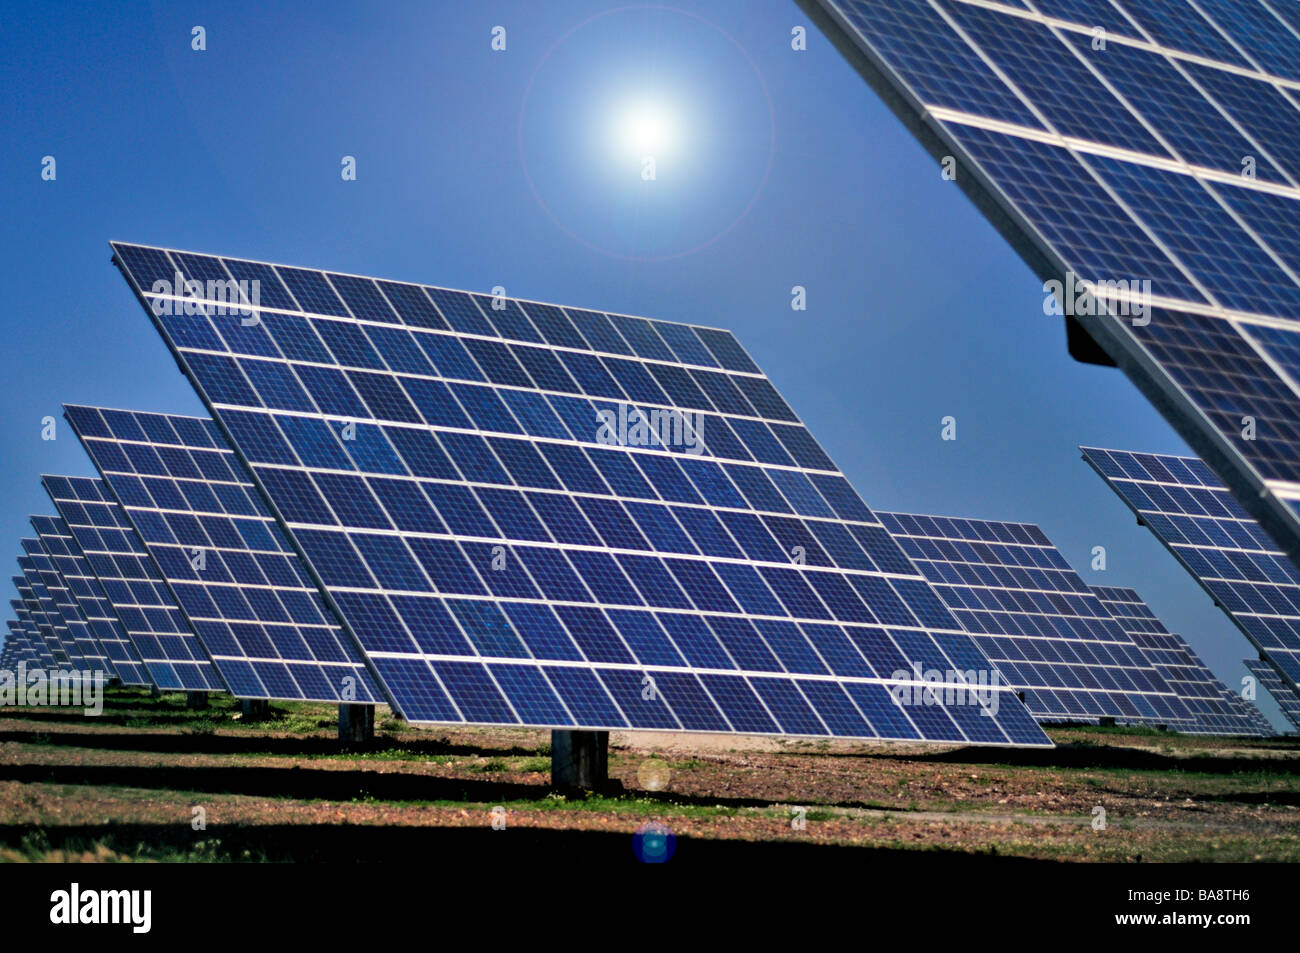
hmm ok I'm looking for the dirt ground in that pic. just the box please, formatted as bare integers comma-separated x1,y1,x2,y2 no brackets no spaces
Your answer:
1,691,1297,862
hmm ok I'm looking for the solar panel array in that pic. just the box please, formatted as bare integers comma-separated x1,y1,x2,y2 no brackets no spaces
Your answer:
64,405,383,703
18,552,83,671
29,516,122,680
3,621,39,667
0,623,36,671
1082,446,1300,694
42,475,225,692
878,512,1188,724
11,599,56,669
28,522,116,677
806,0,1300,580
1092,583,1267,735
1244,657,1300,731
1222,685,1277,736
29,514,149,685
107,241,1050,746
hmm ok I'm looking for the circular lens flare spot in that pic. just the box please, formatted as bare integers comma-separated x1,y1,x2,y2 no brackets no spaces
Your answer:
633,821,676,864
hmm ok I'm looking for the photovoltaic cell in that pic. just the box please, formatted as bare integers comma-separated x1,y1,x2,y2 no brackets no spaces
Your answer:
879,512,1189,724
64,405,383,703
1082,446,1300,694
18,548,86,672
29,514,149,685
109,241,1051,747
42,475,225,692
11,599,56,669
1092,584,1268,735
806,0,1300,579
1,623,40,671
1243,657,1300,731
29,519,117,678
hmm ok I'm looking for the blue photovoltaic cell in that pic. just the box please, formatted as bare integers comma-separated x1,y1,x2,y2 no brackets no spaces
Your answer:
14,582,57,668
1082,446,1300,694
109,242,1051,747
809,0,1300,576
11,598,56,669
1243,658,1300,731
42,475,225,692
879,512,1189,724
2,621,42,670
29,518,118,678
29,515,149,685
18,548,87,672
65,405,383,704
1224,684,1278,735
1092,584,1269,735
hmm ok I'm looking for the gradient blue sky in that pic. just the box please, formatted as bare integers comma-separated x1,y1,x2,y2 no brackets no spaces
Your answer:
2,0,1282,727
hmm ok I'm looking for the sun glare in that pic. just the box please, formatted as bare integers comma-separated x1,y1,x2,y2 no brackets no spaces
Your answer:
616,101,678,159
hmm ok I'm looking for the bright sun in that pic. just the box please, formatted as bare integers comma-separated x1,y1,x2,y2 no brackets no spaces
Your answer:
617,102,678,159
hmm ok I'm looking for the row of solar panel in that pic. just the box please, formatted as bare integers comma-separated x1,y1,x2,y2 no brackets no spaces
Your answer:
101,242,1281,735
1244,658,1300,731
0,403,1266,737
1083,446,1300,691
0,239,1278,741
0,430,1032,743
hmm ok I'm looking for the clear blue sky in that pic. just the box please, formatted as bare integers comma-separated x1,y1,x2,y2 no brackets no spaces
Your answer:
2,0,1283,727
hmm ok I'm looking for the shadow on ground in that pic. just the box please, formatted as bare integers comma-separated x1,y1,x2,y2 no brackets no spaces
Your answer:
0,821,1048,864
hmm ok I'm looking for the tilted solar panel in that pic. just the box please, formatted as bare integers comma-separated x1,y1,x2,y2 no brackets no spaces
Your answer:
28,523,116,678
65,405,383,704
42,475,225,692
107,241,1051,746
1244,657,1300,731
1082,446,1300,694
1091,584,1267,735
17,553,83,671
3,623,40,669
878,512,1189,724
12,599,56,669
803,0,1300,582
0,623,37,671
1221,684,1277,736
29,514,149,686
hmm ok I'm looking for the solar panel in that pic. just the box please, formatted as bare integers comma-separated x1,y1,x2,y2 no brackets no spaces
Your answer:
804,0,1300,581
11,599,56,669
1091,584,1267,735
29,514,149,685
0,623,38,672
1244,657,1300,731
17,550,85,671
3,623,40,669
107,241,1051,746
27,520,117,678
64,405,384,704
1082,446,1300,695
42,475,225,692
1221,684,1277,736
878,512,1189,724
